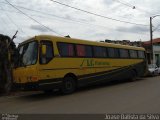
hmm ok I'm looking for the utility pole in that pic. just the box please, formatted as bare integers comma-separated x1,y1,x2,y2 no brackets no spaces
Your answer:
150,17,153,64
150,15,160,64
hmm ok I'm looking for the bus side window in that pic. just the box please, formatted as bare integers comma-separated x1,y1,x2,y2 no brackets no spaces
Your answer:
114,48,120,58
40,41,54,64
76,44,93,58
57,43,75,57
85,45,93,57
108,48,115,58
138,51,145,59
76,45,86,57
93,46,107,58
119,49,129,58
108,48,119,58
129,50,138,58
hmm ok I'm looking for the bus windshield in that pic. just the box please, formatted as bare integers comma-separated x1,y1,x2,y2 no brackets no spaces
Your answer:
18,41,38,67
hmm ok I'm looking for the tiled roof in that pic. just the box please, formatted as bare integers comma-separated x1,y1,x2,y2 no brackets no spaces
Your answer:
143,38,160,45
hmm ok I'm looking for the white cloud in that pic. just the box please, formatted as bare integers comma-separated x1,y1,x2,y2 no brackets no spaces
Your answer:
0,0,160,44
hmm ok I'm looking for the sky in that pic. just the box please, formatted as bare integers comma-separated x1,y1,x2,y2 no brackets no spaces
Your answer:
0,0,160,44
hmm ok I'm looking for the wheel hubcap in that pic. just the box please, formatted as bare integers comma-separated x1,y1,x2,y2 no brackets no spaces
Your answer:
66,81,73,90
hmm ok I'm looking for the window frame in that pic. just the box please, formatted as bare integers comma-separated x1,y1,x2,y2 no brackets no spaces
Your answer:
18,40,38,67
75,44,94,58
119,48,130,59
129,50,138,59
107,47,120,58
56,42,145,60
138,50,145,59
57,42,76,58
93,46,107,58
39,40,54,64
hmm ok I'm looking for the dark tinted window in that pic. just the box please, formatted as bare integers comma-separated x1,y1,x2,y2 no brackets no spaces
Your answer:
40,41,54,64
85,45,93,57
108,48,119,58
114,48,120,58
76,45,85,57
108,48,114,58
120,49,129,58
93,46,107,58
76,45,93,57
138,51,145,58
129,50,138,58
58,43,74,57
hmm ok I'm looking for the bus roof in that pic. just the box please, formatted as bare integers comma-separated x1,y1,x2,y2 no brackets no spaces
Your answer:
20,35,145,51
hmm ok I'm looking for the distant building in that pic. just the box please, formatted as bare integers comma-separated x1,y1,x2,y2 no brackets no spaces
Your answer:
143,38,160,66
103,38,160,66
104,39,142,47
105,39,112,43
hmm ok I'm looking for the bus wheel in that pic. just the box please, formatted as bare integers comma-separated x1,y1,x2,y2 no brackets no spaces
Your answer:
130,70,137,82
61,76,76,94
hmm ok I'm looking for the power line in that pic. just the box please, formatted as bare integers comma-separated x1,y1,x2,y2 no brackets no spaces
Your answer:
0,4,150,38
0,4,149,36
4,12,29,37
0,1,149,39
113,0,154,16
0,1,151,23
0,2,63,19
0,1,150,28
50,0,149,26
0,5,114,31
153,24,160,32
0,4,119,31
0,5,27,36
136,7,153,16
113,0,135,9
0,9,10,33
0,5,31,38
0,17,8,33
4,0,62,36
0,1,143,22
0,2,93,26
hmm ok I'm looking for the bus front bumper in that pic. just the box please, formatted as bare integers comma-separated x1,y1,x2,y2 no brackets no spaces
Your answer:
14,80,63,91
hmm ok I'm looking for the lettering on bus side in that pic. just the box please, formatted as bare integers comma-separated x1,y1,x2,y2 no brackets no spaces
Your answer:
80,59,110,67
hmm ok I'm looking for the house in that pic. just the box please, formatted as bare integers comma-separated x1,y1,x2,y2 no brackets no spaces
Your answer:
143,38,160,66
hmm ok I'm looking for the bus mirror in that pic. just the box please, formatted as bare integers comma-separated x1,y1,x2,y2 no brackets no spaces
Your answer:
42,45,47,55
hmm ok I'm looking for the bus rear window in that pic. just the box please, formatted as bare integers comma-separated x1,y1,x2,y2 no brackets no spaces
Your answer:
57,43,75,57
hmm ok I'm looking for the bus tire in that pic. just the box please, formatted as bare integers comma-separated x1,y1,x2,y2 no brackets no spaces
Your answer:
61,76,76,94
130,70,137,82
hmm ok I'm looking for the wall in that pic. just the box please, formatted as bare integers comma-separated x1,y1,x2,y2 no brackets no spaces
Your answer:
153,45,160,66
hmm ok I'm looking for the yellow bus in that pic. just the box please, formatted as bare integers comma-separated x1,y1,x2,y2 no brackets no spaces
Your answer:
13,35,147,94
